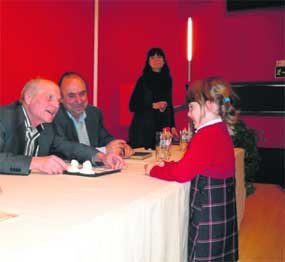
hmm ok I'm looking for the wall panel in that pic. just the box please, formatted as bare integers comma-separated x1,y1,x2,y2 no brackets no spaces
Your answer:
0,1,94,105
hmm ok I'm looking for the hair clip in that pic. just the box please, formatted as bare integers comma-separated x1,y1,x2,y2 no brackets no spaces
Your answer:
223,97,230,103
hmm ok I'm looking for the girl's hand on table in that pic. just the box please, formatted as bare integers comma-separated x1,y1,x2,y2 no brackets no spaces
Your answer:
144,161,165,175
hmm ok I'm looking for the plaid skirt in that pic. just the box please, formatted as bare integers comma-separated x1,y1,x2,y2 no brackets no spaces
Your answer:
188,174,239,262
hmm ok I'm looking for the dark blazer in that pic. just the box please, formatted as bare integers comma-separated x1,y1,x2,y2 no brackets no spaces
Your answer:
0,102,99,175
53,104,114,147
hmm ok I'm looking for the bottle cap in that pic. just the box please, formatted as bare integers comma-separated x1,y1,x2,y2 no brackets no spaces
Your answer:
163,127,170,133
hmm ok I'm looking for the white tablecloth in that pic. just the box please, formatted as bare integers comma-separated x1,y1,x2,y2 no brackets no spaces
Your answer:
0,152,190,262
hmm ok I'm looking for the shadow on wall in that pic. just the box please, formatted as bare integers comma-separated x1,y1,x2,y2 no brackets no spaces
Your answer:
119,83,133,127
118,83,134,141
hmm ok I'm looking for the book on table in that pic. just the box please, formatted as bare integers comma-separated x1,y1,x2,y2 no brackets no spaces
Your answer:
129,151,152,160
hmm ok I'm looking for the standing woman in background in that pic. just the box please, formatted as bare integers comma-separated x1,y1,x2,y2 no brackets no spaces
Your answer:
128,47,177,149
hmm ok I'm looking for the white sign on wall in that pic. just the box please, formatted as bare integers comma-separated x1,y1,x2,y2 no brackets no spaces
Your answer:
275,59,285,78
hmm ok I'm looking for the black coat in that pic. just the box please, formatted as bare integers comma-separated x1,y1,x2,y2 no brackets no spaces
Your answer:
128,72,175,149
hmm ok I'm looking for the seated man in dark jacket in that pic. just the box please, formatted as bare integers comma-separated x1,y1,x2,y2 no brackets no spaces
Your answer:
54,72,133,158
0,78,125,175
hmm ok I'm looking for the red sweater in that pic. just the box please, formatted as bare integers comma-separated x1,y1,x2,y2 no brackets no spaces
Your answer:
150,122,235,183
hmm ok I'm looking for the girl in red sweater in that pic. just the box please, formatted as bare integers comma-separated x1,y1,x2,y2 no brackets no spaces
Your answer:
146,77,239,261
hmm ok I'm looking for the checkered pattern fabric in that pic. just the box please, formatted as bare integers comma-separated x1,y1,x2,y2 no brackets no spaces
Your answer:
188,174,239,262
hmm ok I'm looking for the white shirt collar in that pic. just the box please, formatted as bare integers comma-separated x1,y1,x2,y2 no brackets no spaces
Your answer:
22,105,32,128
66,110,87,123
195,117,222,132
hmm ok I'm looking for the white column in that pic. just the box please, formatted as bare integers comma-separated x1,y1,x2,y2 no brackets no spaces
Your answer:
93,0,99,106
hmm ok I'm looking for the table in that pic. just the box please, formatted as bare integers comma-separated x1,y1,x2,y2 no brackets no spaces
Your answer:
0,149,190,262
234,147,246,228
0,146,245,262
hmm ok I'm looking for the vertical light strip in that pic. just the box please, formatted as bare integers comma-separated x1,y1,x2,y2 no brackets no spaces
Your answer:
187,17,192,82
93,0,99,106
187,17,192,62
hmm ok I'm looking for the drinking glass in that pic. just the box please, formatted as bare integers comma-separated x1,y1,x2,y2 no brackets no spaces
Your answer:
155,131,171,161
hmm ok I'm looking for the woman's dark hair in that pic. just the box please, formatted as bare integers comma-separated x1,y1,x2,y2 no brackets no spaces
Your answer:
142,47,170,76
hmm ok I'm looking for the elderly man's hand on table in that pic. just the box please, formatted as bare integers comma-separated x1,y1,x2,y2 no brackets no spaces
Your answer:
30,155,67,175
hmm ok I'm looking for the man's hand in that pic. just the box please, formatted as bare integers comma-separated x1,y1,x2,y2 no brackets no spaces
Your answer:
95,152,126,169
30,155,67,175
106,139,134,158
121,143,134,158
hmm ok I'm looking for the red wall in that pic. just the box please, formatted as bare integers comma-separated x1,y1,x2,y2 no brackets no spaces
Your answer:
0,0,94,105
98,1,187,137
176,1,285,148
99,0,285,148
1,0,284,147
178,0,285,81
